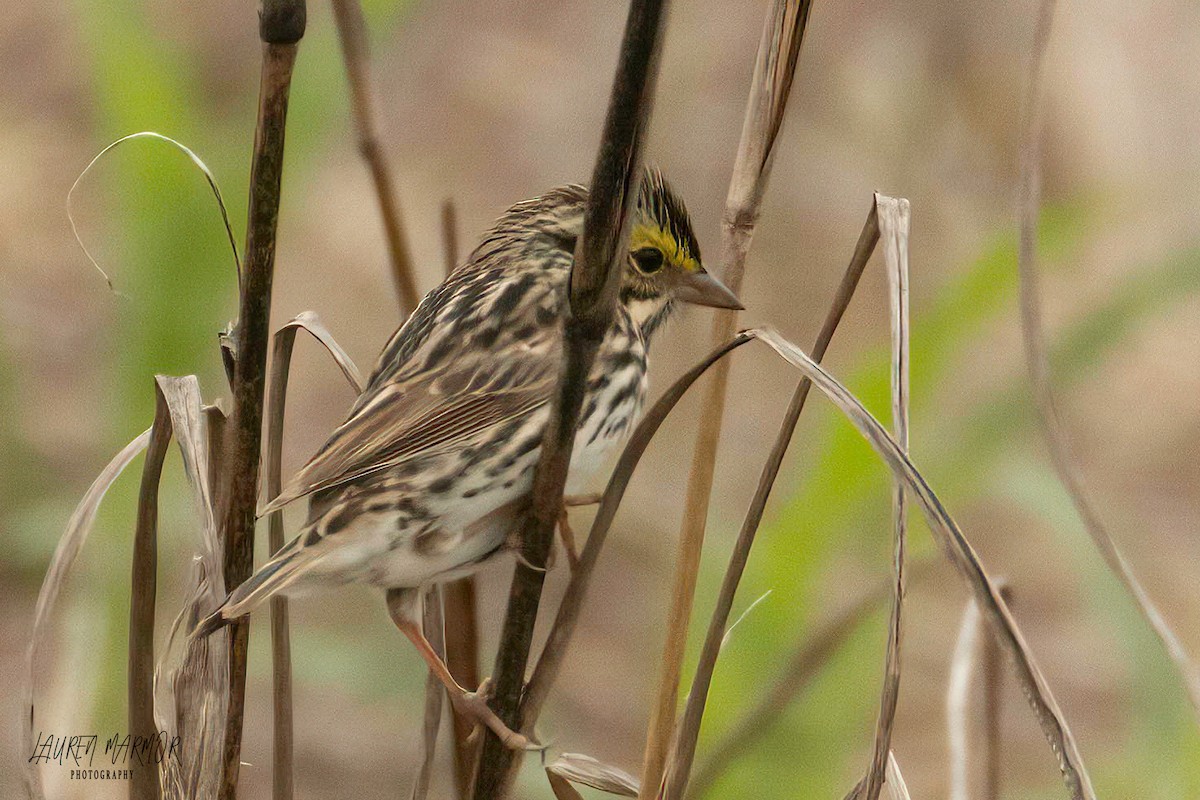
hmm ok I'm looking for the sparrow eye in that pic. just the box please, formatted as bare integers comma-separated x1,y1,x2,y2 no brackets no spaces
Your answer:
632,247,665,275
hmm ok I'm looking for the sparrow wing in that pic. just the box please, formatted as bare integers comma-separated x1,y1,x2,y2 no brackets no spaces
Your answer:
258,319,560,517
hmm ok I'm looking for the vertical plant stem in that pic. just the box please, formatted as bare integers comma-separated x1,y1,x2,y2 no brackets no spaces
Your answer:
660,203,877,800
862,195,911,800
331,0,421,313
434,196,479,798
640,4,812,793
219,3,305,797
130,387,173,800
471,3,668,797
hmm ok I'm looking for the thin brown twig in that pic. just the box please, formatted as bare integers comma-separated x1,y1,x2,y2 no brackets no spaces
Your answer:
472,5,669,795
331,0,421,314
219,3,305,796
436,196,481,798
642,3,813,792
660,201,877,800
1015,0,1200,721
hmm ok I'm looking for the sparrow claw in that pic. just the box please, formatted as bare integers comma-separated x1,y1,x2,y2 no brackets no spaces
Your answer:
450,681,541,752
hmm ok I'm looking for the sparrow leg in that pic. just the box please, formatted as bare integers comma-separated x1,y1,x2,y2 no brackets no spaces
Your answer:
556,505,580,571
386,588,537,752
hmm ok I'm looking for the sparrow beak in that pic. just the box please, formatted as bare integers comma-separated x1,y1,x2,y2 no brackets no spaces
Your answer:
675,268,744,310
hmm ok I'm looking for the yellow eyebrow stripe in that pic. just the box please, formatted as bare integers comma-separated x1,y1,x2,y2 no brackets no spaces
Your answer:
630,223,701,272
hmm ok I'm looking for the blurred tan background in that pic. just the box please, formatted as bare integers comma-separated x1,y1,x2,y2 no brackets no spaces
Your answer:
3,0,1199,797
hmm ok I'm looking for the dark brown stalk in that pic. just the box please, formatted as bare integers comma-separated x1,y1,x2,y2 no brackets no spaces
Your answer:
660,204,878,800
643,4,813,791
129,385,173,800
1015,0,1200,720
331,0,421,313
219,3,305,796
471,3,668,796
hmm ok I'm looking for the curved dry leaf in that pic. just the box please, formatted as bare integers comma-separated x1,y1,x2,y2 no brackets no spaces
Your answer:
274,311,365,394
67,131,241,294
547,753,640,798
885,752,912,800
23,429,151,798
751,326,1095,800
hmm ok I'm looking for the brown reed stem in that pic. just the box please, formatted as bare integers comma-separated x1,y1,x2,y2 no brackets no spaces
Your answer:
219,3,305,796
471,3,668,797
331,0,421,314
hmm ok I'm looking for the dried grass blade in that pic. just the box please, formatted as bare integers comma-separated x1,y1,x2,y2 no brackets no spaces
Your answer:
441,199,460,275
862,194,911,800
67,131,241,294
646,2,815,792
23,429,152,798
752,326,1095,799
884,752,912,800
1016,0,1200,720
148,375,227,798
410,586,446,800
547,753,640,797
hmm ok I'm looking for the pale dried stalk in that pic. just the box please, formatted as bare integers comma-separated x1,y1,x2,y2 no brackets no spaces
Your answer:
862,195,911,800
1015,0,1200,720
642,3,814,794
947,600,981,800
331,0,421,313
660,201,880,800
